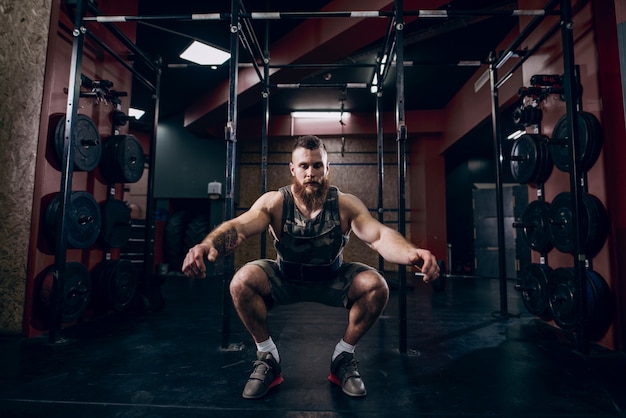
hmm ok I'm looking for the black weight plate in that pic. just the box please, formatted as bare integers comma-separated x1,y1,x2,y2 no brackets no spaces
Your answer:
55,113,102,172
45,191,102,249
510,134,539,184
92,260,115,308
549,192,576,253
100,136,121,183
118,135,145,183
39,263,92,323
580,111,603,171
549,268,614,340
93,260,138,311
548,267,577,330
108,260,139,311
62,262,92,322
534,136,553,184
100,135,145,184
550,112,601,172
582,194,609,258
586,270,614,341
100,199,132,248
548,192,608,257
519,263,552,317
520,200,553,253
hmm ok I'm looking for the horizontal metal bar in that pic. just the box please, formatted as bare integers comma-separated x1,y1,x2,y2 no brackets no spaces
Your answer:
272,82,368,88
249,11,388,19
85,30,156,91
86,3,159,73
257,63,377,69
82,9,558,23
403,60,484,67
83,13,228,22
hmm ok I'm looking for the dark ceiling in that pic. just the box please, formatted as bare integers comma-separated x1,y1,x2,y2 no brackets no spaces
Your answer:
128,0,519,135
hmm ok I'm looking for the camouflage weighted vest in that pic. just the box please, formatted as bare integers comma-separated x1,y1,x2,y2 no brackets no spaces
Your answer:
274,185,350,266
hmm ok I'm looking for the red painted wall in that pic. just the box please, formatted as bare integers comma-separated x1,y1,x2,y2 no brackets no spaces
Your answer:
25,0,139,336
517,0,619,351
400,0,625,351
592,0,626,351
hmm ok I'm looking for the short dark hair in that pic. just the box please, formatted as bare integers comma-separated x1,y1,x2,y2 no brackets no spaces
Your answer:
293,135,326,152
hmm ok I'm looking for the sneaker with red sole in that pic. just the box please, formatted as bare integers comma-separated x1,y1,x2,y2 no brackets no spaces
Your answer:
242,351,284,399
328,352,367,397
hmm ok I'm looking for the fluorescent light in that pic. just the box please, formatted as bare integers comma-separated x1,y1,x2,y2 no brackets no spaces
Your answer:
129,107,145,119
290,111,351,119
474,70,490,92
370,72,378,94
180,41,230,66
507,129,525,140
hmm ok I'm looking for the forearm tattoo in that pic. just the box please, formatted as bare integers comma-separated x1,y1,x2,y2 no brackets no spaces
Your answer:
212,227,238,257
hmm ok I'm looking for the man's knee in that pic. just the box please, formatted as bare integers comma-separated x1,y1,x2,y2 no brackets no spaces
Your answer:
229,264,270,300
352,270,389,302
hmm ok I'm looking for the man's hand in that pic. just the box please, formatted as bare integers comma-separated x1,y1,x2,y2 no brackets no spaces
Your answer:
410,248,440,283
182,243,217,278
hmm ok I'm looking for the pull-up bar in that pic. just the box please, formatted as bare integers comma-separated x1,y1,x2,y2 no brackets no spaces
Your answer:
83,8,557,23
272,83,368,89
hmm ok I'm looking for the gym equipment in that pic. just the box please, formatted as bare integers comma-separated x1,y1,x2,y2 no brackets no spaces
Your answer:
54,113,102,172
515,263,552,317
548,192,608,257
99,199,132,248
510,134,553,184
44,191,102,249
110,109,133,127
38,262,92,323
548,267,614,341
100,134,145,184
92,259,138,312
549,111,602,172
513,105,542,127
513,199,553,253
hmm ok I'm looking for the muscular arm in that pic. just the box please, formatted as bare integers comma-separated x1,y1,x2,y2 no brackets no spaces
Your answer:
340,193,440,281
182,191,281,277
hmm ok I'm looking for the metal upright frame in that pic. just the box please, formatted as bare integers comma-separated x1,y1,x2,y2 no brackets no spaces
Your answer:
486,0,592,353
51,0,88,344
69,0,596,355
52,0,161,343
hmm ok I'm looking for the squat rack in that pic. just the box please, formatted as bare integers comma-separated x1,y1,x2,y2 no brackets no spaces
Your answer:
51,0,162,343
486,0,593,354
61,0,594,355
211,0,577,353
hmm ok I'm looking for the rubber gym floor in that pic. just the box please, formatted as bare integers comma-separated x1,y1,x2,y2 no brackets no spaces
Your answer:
0,273,624,417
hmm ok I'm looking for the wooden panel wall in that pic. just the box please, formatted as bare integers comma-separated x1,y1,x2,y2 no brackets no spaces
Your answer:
235,135,402,274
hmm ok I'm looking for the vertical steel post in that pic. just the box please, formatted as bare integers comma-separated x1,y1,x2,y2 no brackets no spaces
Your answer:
376,91,385,273
395,0,408,354
260,20,270,259
488,51,510,318
222,0,240,349
143,58,162,294
51,0,87,344
560,0,588,352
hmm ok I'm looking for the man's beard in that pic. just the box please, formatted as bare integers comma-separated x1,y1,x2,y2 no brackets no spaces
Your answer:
293,177,329,209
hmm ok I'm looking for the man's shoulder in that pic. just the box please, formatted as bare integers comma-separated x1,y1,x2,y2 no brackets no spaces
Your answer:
261,189,285,204
336,190,365,210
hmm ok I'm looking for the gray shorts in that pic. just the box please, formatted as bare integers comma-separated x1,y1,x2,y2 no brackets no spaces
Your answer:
246,259,377,309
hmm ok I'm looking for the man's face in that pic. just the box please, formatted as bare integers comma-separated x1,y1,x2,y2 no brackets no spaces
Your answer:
290,146,329,207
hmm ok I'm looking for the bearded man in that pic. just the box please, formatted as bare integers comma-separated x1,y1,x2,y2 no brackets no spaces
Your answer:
182,135,439,399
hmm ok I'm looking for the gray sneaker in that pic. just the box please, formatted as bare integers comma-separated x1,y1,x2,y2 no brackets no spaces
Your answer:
242,351,284,399
328,352,367,397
